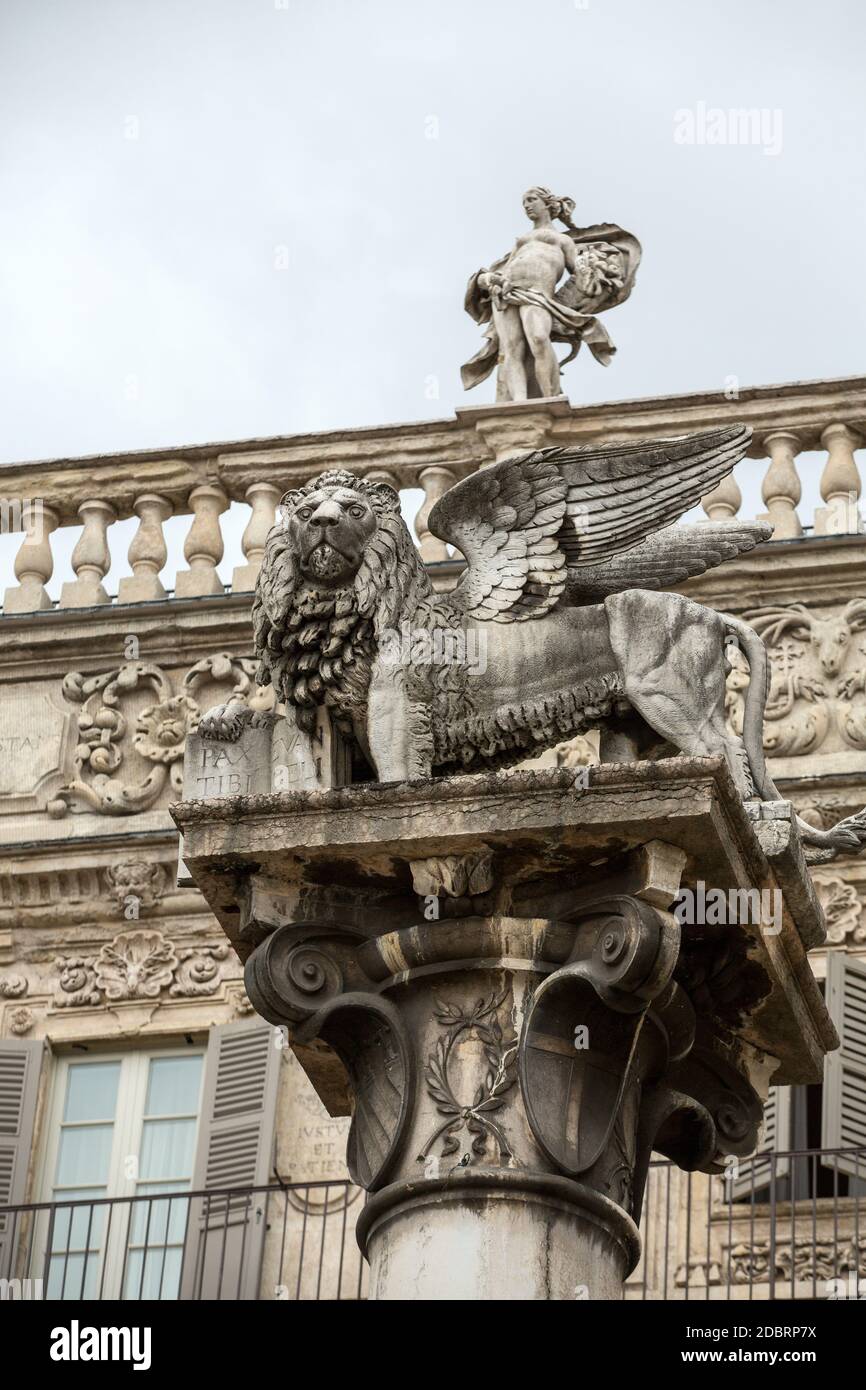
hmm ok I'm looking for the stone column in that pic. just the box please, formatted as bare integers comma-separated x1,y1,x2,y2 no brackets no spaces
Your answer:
175,760,836,1302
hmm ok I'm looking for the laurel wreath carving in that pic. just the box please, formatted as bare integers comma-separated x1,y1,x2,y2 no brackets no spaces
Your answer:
418,989,518,1165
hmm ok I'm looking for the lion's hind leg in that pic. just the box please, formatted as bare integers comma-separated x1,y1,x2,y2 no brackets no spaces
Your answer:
604,590,757,799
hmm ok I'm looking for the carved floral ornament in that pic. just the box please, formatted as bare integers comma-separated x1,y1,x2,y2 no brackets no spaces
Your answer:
0,975,33,1033
726,599,866,758
47,652,273,817
811,875,866,944
53,930,232,1007
419,990,518,1165
0,860,174,914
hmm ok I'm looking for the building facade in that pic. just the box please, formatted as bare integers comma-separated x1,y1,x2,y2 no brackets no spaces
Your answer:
1,376,865,1299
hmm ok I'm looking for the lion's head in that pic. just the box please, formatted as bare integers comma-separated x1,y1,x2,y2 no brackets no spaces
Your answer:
253,469,431,728
284,476,380,587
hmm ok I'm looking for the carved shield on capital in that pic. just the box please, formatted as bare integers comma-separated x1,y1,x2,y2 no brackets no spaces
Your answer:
519,966,646,1178
306,994,415,1191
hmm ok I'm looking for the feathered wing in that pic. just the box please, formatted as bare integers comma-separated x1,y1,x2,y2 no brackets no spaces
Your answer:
427,451,570,621
563,520,772,601
427,425,753,621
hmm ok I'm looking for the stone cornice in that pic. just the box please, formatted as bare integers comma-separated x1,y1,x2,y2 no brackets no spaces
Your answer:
1,375,864,520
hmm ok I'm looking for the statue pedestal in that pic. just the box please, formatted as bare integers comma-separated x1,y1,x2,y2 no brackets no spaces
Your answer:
173,754,837,1301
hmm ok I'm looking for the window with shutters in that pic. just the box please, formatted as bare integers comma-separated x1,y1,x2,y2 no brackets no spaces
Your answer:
180,1018,281,1300
729,957,866,1203
36,1046,204,1299
822,952,866,1183
0,1039,44,1280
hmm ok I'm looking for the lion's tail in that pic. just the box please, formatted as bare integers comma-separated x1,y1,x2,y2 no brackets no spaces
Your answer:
722,615,772,800
723,612,866,854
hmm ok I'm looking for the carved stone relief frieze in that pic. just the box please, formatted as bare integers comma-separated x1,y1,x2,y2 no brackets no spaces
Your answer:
727,601,866,759
47,652,272,818
679,1237,866,1288
51,929,235,1009
0,858,177,921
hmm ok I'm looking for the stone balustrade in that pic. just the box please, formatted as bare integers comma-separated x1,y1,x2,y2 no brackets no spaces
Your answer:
1,375,864,613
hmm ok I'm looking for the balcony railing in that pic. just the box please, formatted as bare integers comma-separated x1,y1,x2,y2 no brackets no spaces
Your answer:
2,1147,864,1300
0,375,864,614
0,1180,367,1301
630,1145,866,1301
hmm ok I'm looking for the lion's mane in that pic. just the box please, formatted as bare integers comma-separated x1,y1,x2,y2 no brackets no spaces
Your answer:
253,470,431,731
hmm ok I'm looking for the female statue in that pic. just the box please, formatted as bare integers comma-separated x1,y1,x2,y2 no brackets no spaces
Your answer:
461,187,641,402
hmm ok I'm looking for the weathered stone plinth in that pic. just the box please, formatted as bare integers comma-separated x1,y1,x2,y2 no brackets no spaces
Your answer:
173,755,838,1301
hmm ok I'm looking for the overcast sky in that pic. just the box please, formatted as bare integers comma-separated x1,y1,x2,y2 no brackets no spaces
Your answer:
0,0,863,585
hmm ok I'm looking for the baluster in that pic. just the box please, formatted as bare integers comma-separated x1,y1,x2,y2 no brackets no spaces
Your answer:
175,483,228,597
4,502,59,612
701,472,742,522
814,423,863,535
232,482,281,592
118,494,172,602
364,467,401,492
757,430,802,539
60,499,116,607
415,465,456,562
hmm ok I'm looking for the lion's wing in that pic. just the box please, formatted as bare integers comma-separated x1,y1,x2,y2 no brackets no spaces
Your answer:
427,425,751,621
427,451,570,621
563,521,772,601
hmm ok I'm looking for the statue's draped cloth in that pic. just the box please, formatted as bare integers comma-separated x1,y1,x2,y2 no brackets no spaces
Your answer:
461,222,642,397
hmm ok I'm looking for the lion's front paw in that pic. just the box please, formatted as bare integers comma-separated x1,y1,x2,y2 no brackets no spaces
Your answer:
197,702,253,743
248,708,280,731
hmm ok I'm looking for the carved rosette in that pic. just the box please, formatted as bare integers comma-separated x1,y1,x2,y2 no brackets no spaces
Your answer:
812,874,866,944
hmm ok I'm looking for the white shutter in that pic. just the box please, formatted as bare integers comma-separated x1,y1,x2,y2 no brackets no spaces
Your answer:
823,953,866,1180
727,1086,791,1200
0,1040,44,1278
180,1019,280,1299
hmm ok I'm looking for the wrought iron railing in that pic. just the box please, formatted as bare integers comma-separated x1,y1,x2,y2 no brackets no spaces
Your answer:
2,1147,864,1300
0,1179,367,1301
630,1145,866,1301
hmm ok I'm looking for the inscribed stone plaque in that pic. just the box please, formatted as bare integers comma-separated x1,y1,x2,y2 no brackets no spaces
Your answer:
0,687,69,803
279,1053,355,1212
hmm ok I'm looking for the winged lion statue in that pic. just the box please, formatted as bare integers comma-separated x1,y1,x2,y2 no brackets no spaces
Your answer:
199,424,866,858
